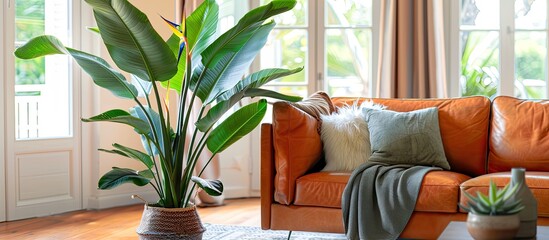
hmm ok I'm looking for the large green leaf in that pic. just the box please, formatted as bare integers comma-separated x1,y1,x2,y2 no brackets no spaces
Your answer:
195,68,302,131
200,0,296,67
192,22,275,104
14,35,138,99
243,88,302,101
99,143,154,169
187,0,219,64
206,99,267,154
132,74,152,97
191,0,297,104
196,88,300,132
161,0,219,94
195,92,245,132
215,67,303,101
161,34,187,93
82,109,150,134
191,176,223,196
85,0,177,81
98,167,151,189
130,106,173,157
14,35,66,57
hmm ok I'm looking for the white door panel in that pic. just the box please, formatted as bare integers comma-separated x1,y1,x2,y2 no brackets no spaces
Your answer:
6,143,81,220
4,0,82,221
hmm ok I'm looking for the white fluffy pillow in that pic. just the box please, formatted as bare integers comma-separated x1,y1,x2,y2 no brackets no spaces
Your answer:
320,101,385,172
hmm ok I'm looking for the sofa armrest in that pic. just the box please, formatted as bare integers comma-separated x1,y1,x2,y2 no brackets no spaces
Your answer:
261,123,275,229
271,102,324,205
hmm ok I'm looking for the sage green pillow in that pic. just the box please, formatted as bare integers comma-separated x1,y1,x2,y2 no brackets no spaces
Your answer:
362,107,450,170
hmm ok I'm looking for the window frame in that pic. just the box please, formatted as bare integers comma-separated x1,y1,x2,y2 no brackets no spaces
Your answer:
250,0,380,97
448,0,549,98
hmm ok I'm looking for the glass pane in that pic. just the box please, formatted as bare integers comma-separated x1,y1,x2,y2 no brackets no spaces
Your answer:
516,0,546,30
460,0,499,29
325,29,371,97
460,31,500,98
326,0,371,27
261,29,307,84
262,0,307,26
515,31,547,98
15,0,72,140
265,86,307,98
15,0,45,42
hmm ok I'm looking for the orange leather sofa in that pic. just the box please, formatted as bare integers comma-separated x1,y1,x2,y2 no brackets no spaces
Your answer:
260,96,549,239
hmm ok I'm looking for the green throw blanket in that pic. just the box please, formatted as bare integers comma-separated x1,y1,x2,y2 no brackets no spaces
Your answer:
342,162,440,240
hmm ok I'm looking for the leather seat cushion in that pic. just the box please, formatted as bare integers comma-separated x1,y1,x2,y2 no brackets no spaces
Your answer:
294,172,350,208
460,172,549,217
294,171,471,213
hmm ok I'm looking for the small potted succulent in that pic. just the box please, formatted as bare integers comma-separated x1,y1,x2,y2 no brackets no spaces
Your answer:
460,180,525,240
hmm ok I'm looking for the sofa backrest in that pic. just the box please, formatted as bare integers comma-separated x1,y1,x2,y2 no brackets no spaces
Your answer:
489,96,549,173
331,96,491,177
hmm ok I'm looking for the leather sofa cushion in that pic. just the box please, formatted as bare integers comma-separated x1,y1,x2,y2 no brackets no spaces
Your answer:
460,172,549,217
489,96,549,172
331,96,490,177
294,171,470,213
415,171,471,212
294,172,351,208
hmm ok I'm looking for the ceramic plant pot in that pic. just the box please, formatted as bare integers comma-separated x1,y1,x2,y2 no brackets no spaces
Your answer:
466,212,520,240
136,204,205,240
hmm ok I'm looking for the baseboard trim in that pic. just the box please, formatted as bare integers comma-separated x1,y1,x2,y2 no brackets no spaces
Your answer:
223,187,250,199
87,191,158,209
88,187,256,208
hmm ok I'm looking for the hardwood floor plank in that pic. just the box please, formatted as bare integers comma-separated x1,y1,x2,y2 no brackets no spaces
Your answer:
0,198,260,239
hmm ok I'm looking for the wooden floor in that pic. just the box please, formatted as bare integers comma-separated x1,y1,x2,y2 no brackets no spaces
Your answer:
0,198,260,239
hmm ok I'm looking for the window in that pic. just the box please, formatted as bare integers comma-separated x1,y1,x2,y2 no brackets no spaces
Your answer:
14,0,72,139
257,0,377,97
454,0,548,99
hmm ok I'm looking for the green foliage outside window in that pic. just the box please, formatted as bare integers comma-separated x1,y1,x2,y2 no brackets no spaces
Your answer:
15,0,46,85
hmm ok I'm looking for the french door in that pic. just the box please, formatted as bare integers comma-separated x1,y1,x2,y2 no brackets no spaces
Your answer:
3,0,82,220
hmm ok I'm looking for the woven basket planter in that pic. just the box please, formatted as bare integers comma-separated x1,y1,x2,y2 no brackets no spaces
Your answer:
136,204,205,240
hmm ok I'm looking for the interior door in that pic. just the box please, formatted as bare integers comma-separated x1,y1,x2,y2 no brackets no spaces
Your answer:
4,0,82,221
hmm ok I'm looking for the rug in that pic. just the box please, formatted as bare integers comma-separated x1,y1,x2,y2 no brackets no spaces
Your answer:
203,223,347,240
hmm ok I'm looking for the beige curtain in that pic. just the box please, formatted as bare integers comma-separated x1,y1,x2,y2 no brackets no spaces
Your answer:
177,0,224,207
376,0,448,98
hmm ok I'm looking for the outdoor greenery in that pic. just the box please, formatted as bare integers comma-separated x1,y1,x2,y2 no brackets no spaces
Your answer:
460,0,546,99
15,0,301,208
460,32,499,98
15,0,46,85
461,31,546,99
460,180,524,216
261,0,370,96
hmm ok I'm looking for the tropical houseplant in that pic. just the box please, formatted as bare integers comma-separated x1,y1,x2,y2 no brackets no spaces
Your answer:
460,180,524,239
15,0,300,238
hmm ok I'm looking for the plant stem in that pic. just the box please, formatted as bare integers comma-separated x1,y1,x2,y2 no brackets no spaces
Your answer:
150,81,179,206
183,153,216,206
149,182,162,199
146,140,164,199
